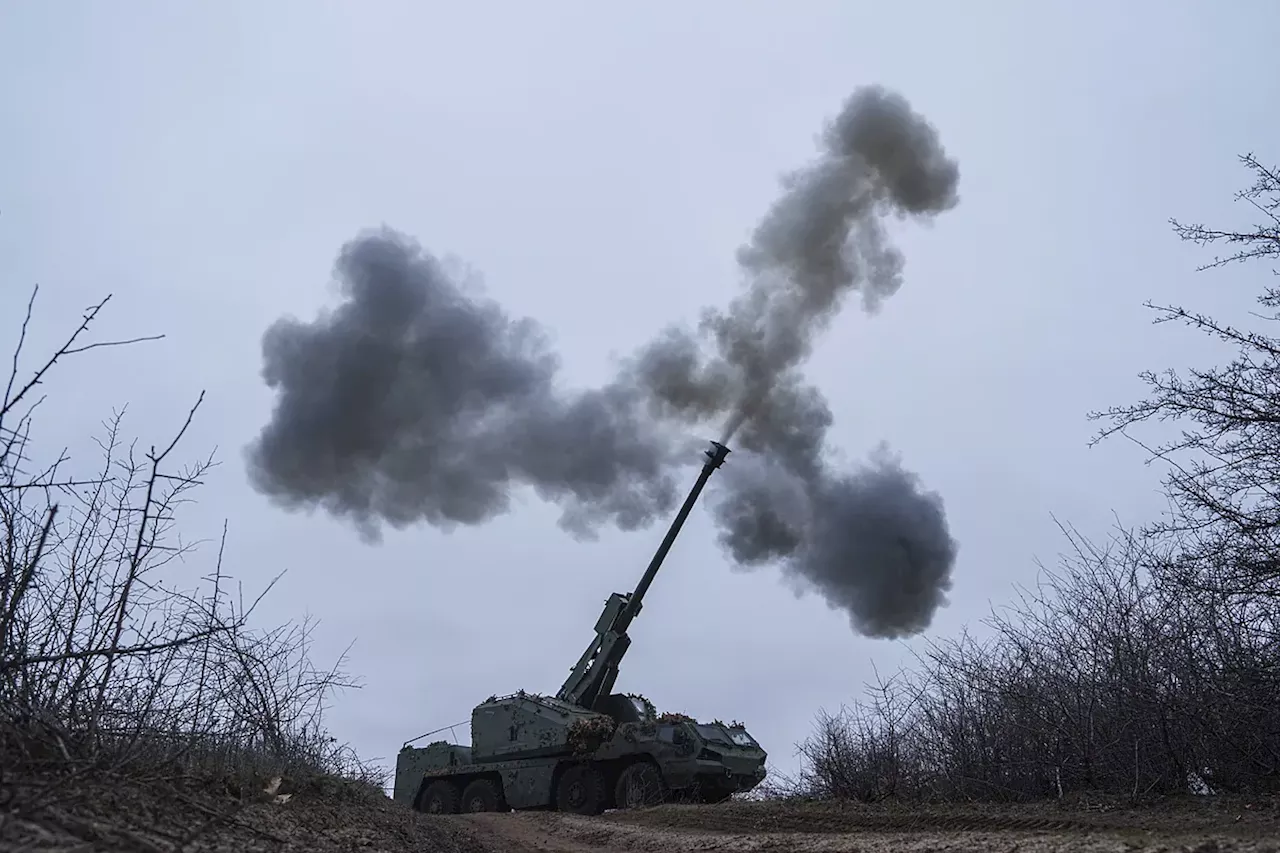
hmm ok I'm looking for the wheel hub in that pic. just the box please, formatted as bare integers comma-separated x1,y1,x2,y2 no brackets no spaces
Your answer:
623,781,644,809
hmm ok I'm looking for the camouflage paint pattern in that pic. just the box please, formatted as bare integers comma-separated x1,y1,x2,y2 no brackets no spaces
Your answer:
390,443,766,812
392,692,766,810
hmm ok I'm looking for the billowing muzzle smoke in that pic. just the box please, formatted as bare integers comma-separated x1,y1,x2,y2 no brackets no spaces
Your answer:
245,236,685,541
246,85,960,638
631,85,960,638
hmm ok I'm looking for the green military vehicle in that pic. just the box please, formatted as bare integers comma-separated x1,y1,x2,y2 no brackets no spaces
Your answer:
392,440,768,815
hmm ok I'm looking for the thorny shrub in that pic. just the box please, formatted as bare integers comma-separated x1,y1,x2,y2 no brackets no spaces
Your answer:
0,290,381,836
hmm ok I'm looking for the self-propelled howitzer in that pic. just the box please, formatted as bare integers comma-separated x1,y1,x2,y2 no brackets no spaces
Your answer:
392,441,768,816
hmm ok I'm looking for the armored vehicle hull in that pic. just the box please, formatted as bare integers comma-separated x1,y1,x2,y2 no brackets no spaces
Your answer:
392,691,767,814
394,442,767,814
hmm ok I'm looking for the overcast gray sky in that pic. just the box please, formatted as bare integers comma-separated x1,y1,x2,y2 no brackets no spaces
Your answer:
3,0,1277,780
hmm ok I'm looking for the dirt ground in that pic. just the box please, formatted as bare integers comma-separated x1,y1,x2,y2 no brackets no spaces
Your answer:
0,771,487,853
5,773,1279,852
467,796,1280,853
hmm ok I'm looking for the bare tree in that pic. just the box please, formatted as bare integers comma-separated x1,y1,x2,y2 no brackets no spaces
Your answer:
785,154,1280,805
1090,153,1280,599
0,289,377,847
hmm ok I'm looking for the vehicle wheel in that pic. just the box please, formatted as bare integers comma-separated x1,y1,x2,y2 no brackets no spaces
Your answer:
555,764,607,815
614,761,667,810
418,780,460,814
460,778,506,813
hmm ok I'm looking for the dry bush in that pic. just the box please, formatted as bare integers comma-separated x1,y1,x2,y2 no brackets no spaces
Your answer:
785,524,1280,804
0,290,380,839
785,154,1280,805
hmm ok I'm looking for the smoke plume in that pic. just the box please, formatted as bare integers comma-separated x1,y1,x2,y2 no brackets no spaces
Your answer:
246,84,961,638
246,236,684,540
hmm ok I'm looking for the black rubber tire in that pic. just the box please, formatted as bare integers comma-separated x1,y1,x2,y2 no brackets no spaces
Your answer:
613,761,667,810
418,780,460,814
460,778,506,813
555,764,607,815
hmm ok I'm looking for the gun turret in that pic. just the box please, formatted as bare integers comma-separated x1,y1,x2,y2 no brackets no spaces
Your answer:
555,440,730,711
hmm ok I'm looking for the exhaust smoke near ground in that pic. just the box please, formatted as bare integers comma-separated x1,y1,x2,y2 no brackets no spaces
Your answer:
246,85,961,638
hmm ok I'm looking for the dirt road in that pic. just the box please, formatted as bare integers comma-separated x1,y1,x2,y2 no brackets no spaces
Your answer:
7,770,1278,852
461,798,1280,853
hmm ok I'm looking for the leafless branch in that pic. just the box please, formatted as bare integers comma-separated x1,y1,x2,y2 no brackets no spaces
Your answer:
1,290,377,848
785,152,1280,805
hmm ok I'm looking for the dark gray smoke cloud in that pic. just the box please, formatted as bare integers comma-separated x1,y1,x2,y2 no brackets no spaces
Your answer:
633,85,959,433
711,441,955,639
247,84,961,638
246,232,684,541
630,85,960,637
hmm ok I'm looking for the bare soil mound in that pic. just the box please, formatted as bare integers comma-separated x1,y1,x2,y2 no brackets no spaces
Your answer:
0,770,496,853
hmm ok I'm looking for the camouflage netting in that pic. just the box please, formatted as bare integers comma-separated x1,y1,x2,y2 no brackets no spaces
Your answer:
657,712,695,725
567,716,617,755
625,693,657,720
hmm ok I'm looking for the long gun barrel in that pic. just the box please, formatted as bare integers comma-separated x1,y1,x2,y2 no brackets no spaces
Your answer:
618,440,729,632
555,441,731,709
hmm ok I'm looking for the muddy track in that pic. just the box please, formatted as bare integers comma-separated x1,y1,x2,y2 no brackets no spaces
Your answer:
614,797,1280,836
460,798,1280,853
610,804,1116,834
